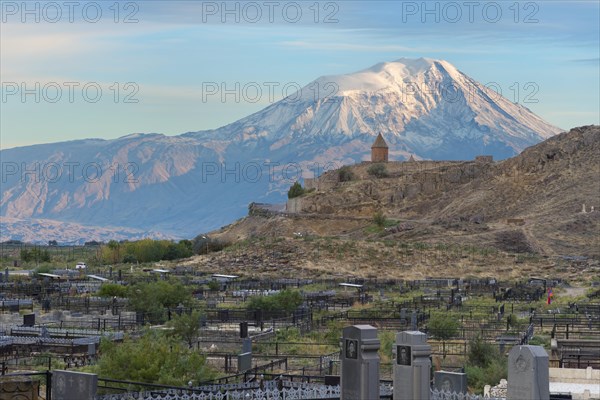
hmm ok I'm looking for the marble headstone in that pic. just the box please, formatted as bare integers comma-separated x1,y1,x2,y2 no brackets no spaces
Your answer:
394,331,431,400
340,325,380,400
52,370,97,400
507,345,549,400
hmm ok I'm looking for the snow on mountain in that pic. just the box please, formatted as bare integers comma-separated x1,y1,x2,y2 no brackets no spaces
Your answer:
0,58,563,241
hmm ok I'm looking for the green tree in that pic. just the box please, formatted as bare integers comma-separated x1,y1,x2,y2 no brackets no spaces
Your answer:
428,314,460,341
465,335,507,393
247,290,303,313
367,163,388,178
338,166,355,182
427,313,460,358
127,281,192,324
96,330,214,386
97,283,128,298
287,181,305,199
168,311,203,348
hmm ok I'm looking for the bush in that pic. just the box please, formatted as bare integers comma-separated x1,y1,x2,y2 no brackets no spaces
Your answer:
338,166,355,182
98,283,128,298
287,181,305,199
466,335,507,393
427,314,460,341
247,290,303,314
96,330,215,386
367,163,388,178
373,211,387,228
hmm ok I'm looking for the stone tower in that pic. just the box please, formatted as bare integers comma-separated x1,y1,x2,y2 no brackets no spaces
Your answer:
371,133,389,162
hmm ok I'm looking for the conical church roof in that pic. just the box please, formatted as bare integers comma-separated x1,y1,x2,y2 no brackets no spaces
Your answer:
371,133,388,149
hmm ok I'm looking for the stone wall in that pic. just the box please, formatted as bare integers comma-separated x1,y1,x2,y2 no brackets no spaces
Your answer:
286,198,303,214
549,367,600,384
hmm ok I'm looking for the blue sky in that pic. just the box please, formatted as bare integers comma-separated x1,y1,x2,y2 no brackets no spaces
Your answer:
1,0,598,148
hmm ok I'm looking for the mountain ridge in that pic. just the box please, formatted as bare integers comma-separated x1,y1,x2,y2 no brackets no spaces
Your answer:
1,58,564,241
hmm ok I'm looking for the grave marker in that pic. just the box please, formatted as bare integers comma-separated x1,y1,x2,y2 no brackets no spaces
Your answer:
23,313,35,327
434,371,467,394
507,345,549,400
340,325,380,400
238,352,252,372
394,331,431,400
52,370,97,400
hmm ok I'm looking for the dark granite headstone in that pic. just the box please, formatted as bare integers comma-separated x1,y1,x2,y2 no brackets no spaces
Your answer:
52,370,97,400
434,371,468,394
23,313,35,327
324,375,340,386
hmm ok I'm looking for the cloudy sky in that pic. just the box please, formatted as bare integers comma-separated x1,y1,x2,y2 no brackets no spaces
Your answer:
1,0,598,148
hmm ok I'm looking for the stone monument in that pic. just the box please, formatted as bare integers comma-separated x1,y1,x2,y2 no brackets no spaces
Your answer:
393,331,431,400
52,370,97,400
434,371,467,394
507,345,549,400
340,325,380,400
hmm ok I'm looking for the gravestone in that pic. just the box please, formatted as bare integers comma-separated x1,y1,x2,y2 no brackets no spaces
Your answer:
40,326,50,338
88,343,96,356
52,370,97,400
507,345,549,400
238,352,252,372
242,337,252,354
340,325,380,400
400,308,407,324
410,311,417,330
23,313,35,327
394,331,431,400
240,321,248,338
434,371,467,394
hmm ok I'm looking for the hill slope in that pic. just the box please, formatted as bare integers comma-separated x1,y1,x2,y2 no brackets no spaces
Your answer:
217,126,600,258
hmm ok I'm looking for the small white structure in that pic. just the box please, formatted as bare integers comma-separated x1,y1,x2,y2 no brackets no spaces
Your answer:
75,262,87,270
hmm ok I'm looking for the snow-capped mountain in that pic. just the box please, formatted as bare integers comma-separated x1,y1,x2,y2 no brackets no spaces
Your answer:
0,58,563,241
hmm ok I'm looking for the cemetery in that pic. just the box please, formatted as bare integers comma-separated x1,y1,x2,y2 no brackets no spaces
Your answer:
0,261,598,400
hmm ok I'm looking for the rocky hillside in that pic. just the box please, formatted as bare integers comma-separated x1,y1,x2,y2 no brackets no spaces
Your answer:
216,126,600,258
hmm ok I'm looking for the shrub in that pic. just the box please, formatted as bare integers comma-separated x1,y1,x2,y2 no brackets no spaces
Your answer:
465,335,507,393
373,211,387,228
96,330,215,386
247,290,303,314
287,181,305,199
427,314,460,341
338,166,355,182
98,283,128,298
367,163,388,178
